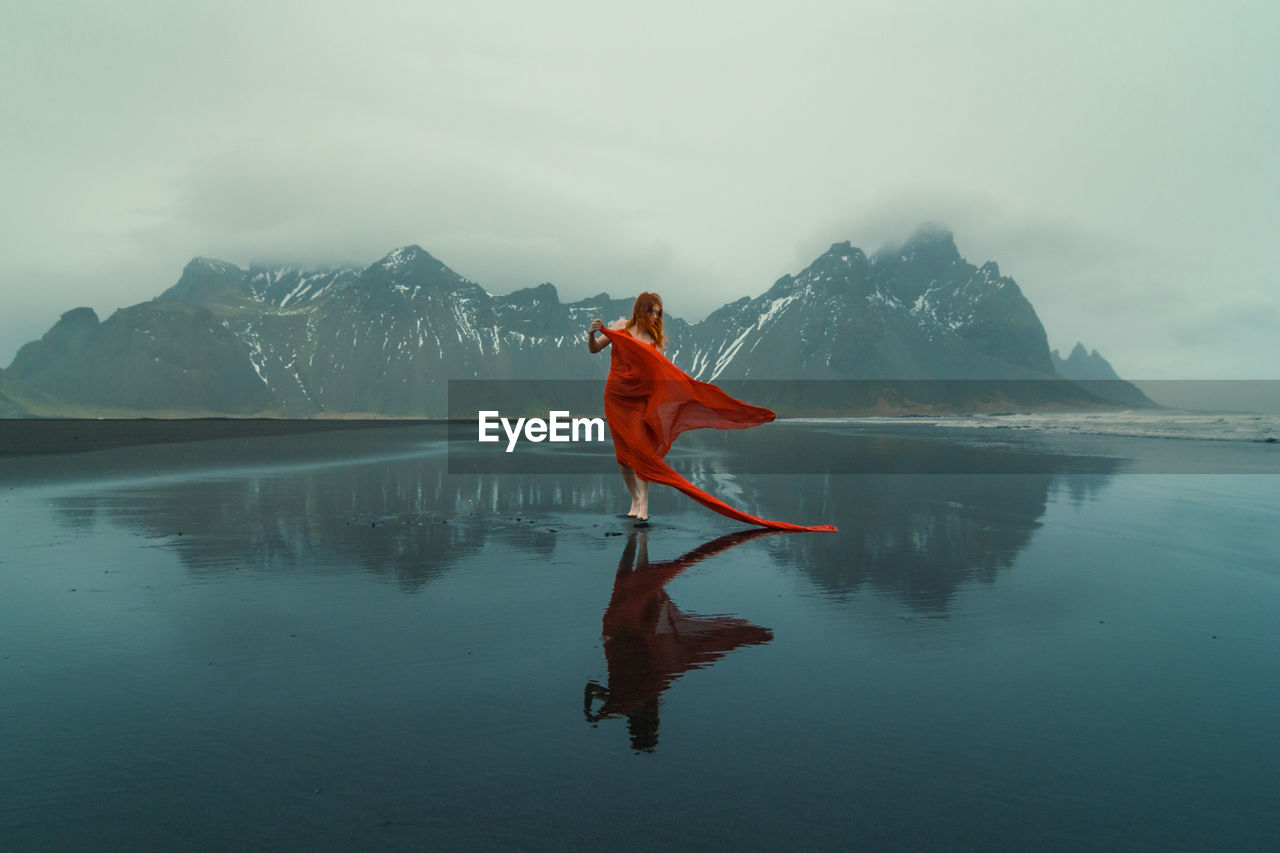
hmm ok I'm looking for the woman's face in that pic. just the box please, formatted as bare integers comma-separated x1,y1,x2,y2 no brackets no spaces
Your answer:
647,304,663,324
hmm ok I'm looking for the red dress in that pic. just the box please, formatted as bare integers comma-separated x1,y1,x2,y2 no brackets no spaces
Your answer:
601,328,836,532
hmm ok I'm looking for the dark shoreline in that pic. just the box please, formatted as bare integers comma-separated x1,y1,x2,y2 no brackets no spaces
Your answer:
0,418,445,458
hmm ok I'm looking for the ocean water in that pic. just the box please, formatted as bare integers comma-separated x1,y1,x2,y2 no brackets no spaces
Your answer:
820,410,1280,443
1,420,1277,850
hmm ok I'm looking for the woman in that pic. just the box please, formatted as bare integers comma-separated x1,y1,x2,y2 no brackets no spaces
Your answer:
587,293,662,520
588,292,835,532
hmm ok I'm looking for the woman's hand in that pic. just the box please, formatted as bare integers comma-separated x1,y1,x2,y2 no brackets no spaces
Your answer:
587,317,609,353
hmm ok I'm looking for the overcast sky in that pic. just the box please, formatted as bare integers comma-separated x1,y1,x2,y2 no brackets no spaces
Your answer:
2,0,1276,379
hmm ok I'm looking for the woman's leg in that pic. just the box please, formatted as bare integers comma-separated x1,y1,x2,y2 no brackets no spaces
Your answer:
619,465,641,516
634,476,649,521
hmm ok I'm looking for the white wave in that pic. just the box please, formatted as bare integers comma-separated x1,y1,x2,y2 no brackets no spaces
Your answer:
784,411,1279,443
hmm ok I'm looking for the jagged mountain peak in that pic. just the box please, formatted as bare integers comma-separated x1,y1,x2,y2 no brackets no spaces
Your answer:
1053,342,1121,381
811,242,869,272
369,245,460,280
58,306,100,327
158,258,253,306
502,282,561,305
374,244,433,268
360,245,481,298
188,257,246,276
819,240,867,259
875,223,961,268
783,243,870,298
1051,342,1153,406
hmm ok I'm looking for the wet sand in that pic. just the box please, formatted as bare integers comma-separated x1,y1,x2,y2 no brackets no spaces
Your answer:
0,417,437,458
1,420,1277,850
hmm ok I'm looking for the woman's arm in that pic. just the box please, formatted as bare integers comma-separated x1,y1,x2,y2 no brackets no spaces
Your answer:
587,318,610,353
588,318,629,353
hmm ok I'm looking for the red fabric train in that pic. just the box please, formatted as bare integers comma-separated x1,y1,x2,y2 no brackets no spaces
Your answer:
601,328,836,532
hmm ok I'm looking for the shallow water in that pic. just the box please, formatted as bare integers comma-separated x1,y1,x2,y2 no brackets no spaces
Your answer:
1,422,1277,850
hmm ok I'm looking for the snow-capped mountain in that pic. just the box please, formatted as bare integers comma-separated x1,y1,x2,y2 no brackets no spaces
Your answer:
675,225,1053,381
4,227,1141,417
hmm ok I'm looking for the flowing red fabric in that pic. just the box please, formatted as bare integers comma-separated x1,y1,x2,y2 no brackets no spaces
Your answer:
601,328,836,532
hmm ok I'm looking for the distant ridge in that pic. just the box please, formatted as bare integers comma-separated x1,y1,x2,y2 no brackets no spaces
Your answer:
1053,342,1122,381
3,228,1150,417
1053,342,1156,407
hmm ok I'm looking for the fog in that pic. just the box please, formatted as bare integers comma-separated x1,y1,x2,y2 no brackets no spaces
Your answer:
2,1,1276,379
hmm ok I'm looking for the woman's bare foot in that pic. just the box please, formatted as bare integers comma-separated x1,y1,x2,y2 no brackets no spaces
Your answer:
634,479,649,523
620,465,641,518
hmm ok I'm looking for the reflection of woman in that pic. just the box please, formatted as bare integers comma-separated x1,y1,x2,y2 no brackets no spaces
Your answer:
584,528,778,752
588,292,835,531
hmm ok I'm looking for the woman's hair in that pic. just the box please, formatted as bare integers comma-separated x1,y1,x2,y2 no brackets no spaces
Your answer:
626,292,665,349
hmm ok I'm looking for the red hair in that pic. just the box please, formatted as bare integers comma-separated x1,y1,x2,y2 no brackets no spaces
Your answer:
627,292,665,349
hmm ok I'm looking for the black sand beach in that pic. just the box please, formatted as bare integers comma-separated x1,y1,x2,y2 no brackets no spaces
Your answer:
1,419,1277,850
0,417,437,458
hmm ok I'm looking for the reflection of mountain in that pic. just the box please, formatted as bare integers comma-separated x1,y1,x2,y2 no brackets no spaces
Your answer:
50,459,612,592
585,529,779,752
671,431,1122,613
1051,474,1116,508
766,474,1056,612
48,425,1117,609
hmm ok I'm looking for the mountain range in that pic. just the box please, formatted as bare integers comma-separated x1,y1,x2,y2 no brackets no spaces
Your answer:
1,226,1151,418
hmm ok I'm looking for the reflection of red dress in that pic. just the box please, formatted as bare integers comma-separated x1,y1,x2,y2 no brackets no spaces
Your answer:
601,328,837,532
585,529,781,749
